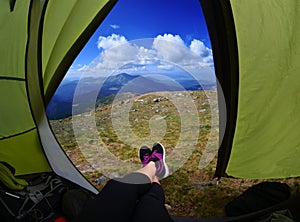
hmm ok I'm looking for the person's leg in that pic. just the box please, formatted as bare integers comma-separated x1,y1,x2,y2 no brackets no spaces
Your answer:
133,182,174,222
135,161,157,182
132,142,173,221
76,162,157,222
76,143,170,222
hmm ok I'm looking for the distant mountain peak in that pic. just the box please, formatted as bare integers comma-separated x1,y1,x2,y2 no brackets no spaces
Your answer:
105,73,138,84
47,72,215,119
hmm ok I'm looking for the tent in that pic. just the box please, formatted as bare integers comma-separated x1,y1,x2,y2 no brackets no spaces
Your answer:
0,0,300,220
200,0,300,179
0,0,119,194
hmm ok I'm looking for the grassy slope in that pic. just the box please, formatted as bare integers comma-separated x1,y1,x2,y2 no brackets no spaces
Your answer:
49,90,300,218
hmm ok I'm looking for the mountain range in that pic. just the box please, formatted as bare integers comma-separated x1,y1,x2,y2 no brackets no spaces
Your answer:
46,73,216,119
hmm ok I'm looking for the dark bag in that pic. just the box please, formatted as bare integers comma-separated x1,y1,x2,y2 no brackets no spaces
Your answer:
61,188,95,221
225,182,291,217
0,174,68,221
257,209,294,222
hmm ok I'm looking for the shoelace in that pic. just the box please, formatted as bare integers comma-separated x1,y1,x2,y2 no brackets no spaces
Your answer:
142,155,151,165
150,150,163,161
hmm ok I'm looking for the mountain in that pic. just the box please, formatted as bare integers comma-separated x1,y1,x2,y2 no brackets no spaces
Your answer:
46,73,216,119
98,73,187,97
46,77,105,119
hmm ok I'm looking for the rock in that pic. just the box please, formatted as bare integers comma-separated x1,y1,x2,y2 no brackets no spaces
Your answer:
153,98,161,102
164,204,172,210
95,176,106,185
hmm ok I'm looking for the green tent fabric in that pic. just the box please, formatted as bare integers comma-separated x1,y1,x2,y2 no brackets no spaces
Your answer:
201,0,300,179
0,0,50,176
226,0,300,179
0,0,117,193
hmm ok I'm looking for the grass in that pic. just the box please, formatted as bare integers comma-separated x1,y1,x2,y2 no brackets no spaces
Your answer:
49,89,300,218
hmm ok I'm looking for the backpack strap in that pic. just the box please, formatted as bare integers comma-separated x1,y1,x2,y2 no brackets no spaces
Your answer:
0,174,67,221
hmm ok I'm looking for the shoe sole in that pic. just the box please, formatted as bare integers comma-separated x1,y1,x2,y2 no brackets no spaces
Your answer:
153,142,169,179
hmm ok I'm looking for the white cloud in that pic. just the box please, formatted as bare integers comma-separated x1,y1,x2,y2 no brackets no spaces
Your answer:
110,24,120,29
157,64,174,70
190,39,209,57
155,34,185,45
97,34,128,50
77,65,88,72
137,46,156,61
69,33,215,82
153,34,190,63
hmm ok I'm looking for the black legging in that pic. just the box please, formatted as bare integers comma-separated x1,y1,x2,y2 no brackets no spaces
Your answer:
76,172,174,222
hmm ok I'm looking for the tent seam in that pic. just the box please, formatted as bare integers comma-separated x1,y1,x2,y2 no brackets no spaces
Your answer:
0,127,37,141
0,77,25,81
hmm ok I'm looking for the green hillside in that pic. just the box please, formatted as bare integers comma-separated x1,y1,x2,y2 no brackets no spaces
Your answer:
49,89,300,218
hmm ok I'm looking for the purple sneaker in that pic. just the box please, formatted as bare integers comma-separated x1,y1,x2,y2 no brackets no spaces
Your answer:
151,142,169,179
139,146,152,166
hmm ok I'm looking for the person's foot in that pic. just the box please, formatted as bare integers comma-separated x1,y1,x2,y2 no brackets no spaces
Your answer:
151,142,169,179
139,145,152,166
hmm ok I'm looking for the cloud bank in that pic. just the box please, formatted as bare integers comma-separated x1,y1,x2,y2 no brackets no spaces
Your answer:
66,33,215,82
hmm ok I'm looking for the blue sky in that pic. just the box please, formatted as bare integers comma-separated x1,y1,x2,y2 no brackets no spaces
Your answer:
66,0,215,82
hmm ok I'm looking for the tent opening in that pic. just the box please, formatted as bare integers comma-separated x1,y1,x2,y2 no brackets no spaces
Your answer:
46,0,223,218
2,0,300,219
